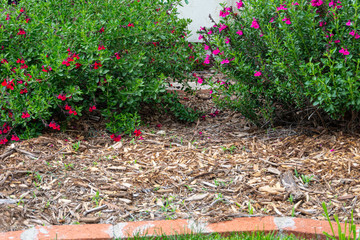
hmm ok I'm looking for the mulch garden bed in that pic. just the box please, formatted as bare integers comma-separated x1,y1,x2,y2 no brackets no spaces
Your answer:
1,73,360,232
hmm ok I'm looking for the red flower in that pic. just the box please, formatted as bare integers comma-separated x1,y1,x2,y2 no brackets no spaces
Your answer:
42,66,52,72
152,42,159,47
20,88,28,94
75,63,82,69
110,134,121,142
26,18,30,23
11,135,19,141
89,105,96,112
17,29,26,35
20,64,28,69
99,27,104,33
20,8,24,12
5,14,9,20
115,53,121,60
98,45,105,51
0,138,8,145
134,129,142,137
16,58,25,64
21,112,30,119
1,59,8,64
94,61,102,69
2,79,14,90
127,23,134,27
62,60,70,66
57,94,67,101
49,121,60,130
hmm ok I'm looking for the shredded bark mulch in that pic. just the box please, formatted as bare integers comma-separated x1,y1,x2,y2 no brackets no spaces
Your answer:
1,84,360,232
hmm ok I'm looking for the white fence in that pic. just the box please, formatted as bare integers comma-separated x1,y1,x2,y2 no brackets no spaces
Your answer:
177,0,236,42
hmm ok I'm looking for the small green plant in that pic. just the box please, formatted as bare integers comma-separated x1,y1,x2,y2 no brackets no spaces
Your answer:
322,202,359,240
92,190,101,206
63,163,74,171
160,196,177,213
72,141,81,152
301,174,314,185
184,185,193,191
291,206,296,217
34,172,42,183
288,194,294,204
222,145,237,154
248,201,254,215
294,169,299,178
215,193,223,200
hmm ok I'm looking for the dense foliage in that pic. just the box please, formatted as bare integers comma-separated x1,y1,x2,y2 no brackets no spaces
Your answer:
200,0,360,126
0,0,201,143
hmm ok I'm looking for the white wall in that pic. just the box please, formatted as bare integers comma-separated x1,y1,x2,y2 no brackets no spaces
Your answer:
177,0,234,42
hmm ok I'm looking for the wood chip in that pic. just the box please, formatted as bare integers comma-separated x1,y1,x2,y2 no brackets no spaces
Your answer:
185,193,208,201
280,171,304,201
79,217,100,223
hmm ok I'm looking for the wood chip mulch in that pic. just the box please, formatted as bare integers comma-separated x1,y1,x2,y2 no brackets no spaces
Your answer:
1,88,360,232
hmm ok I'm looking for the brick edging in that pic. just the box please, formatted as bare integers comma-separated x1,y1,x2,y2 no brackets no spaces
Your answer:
1,216,359,240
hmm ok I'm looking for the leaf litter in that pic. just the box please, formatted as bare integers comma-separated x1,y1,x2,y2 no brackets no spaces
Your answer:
1,72,360,232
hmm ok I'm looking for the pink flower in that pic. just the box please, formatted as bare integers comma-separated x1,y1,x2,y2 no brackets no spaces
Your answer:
213,48,220,55
207,30,213,35
350,30,355,36
292,2,299,5
269,17,275,23
219,10,230,18
198,34,203,40
277,4,288,11
204,45,210,50
236,30,243,35
356,34,360,39
346,20,352,26
198,131,203,135
319,21,326,27
197,77,204,84
334,40,341,43
236,1,244,9
204,55,210,64
311,0,323,6
282,18,291,24
225,37,230,44
254,71,262,77
219,24,227,32
221,59,230,64
339,47,349,55
251,19,260,29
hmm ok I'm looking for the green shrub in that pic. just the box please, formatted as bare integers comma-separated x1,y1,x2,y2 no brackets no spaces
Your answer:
0,0,201,143
199,0,360,126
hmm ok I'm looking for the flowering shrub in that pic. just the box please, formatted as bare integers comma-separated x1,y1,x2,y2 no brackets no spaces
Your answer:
0,0,200,143
199,0,360,126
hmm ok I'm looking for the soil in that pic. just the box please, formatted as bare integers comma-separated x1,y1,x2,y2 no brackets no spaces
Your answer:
1,76,360,232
